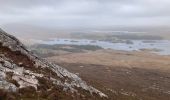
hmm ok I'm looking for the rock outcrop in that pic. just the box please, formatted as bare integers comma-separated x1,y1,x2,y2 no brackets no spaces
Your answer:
0,28,107,100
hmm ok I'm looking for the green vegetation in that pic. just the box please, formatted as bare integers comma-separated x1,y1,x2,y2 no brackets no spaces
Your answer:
30,44,103,57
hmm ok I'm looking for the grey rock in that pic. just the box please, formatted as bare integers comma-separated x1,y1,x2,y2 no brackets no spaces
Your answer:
0,28,107,97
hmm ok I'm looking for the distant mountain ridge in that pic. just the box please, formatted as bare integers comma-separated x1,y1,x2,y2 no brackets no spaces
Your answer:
0,28,107,100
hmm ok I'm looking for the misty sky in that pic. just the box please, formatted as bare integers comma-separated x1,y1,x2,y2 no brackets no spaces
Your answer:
1,0,170,29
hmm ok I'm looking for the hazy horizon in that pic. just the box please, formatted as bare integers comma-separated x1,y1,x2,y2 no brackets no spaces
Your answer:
1,0,170,29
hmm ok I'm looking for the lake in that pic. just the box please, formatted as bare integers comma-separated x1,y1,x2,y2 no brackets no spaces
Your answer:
37,38,170,55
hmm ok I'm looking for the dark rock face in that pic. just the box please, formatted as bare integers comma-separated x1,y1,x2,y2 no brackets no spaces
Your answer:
0,28,107,100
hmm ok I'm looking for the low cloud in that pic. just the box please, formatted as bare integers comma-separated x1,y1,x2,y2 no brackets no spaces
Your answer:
1,0,170,29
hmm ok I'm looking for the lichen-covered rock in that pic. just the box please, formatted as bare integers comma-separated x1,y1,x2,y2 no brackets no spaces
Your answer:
0,28,107,99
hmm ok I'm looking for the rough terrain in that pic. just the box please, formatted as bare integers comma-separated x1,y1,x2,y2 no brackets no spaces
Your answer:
32,44,170,100
0,28,107,100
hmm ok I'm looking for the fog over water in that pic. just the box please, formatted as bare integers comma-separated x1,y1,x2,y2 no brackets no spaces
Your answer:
33,38,170,55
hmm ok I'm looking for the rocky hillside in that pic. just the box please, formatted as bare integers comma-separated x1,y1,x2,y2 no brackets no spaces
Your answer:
0,28,107,100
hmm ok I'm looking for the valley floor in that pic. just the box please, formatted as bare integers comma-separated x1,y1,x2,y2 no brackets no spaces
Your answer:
46,50,170,100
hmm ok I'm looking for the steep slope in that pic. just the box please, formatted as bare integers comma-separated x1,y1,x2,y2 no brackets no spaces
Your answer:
0,28,107,100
